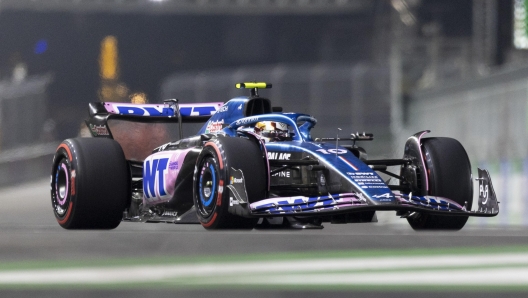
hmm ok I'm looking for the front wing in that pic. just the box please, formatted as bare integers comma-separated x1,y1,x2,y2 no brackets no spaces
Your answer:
247,168,499,218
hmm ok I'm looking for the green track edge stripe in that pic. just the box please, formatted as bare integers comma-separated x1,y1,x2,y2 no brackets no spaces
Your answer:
1,244,528,271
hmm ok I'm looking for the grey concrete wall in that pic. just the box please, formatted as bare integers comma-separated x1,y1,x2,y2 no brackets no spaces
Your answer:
0,75,55,187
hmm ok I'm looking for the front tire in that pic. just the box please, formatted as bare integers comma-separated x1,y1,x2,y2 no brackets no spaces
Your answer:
51,138,130,229
193,137,266,229
407,137,473,230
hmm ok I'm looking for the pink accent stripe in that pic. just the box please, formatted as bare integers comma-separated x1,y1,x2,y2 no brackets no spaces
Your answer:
416,131,430,193
339,156,359,171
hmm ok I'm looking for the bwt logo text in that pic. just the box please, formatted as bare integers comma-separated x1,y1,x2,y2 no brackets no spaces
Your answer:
111,105,217,117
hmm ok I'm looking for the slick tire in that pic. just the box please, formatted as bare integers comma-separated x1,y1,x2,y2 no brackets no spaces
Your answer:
193,137,266,229
51,138,130,229
407,137,473,230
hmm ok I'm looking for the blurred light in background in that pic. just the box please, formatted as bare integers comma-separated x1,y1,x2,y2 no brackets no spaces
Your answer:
116,83,129,98
390,0,417,26
12,63,28,82
130,92,147,104
33,39,48,55
98,35,130,102
514,0,528,49
100,36,118,80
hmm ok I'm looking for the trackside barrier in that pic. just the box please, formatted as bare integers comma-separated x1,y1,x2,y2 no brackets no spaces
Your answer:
0,142,57,188
0,75,54,187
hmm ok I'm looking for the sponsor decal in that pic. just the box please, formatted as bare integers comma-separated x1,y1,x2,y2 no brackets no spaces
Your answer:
162,211,177,217
480,184,489,204
89,124,109,136
180,106,217,116
231,176,243,184
316,148,348,155
205,120,224,134
143,157,169,199
238,104,242,110
272,171,290,178
70,170,76,196
349,172,386,187
108,103,218,117
235,116,259,126
114,105,175,117
267,152,291,160
168,161,179,170
373,193,392,199
348,172,374,176
218,105,228,113
354,179,383,182
249,193,368,214
229,197,240,206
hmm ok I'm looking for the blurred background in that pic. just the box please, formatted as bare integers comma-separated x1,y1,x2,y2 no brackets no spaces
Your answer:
0,0,526,227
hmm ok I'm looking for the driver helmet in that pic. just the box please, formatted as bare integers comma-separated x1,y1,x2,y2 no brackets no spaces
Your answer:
254,121,291,142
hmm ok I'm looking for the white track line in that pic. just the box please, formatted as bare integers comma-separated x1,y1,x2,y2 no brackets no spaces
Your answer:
1,253,528,285
205,267,528,286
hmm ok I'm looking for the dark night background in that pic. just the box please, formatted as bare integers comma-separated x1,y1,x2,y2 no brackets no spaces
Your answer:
0,0,516,139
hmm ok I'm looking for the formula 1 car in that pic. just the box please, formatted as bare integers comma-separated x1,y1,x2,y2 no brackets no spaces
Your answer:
51,82,499,231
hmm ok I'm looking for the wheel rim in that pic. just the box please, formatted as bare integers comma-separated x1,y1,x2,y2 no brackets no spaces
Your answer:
53,160,71,217
197,157,218,217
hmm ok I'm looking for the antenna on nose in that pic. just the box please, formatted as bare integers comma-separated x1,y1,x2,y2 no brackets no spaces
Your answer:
336,128,342,157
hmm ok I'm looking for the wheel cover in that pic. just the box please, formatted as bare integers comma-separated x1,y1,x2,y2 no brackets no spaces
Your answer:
197,157,218,217
52,160,71,218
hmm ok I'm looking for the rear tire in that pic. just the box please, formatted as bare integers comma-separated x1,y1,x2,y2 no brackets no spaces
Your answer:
51,138,130,229
193,137,266,229
407,137,473,230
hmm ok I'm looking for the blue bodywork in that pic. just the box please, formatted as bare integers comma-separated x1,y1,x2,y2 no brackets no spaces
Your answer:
191,95,492,217
197,96,397,208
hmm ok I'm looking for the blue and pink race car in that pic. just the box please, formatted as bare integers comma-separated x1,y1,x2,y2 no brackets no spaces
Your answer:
51,82,499,230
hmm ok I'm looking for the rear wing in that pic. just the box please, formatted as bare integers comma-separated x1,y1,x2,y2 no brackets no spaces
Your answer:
85,100,223,139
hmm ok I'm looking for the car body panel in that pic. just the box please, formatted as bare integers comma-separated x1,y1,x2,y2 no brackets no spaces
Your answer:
142,148,193,205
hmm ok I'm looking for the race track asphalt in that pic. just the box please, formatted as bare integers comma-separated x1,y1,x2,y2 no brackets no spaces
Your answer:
1,179,528,297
